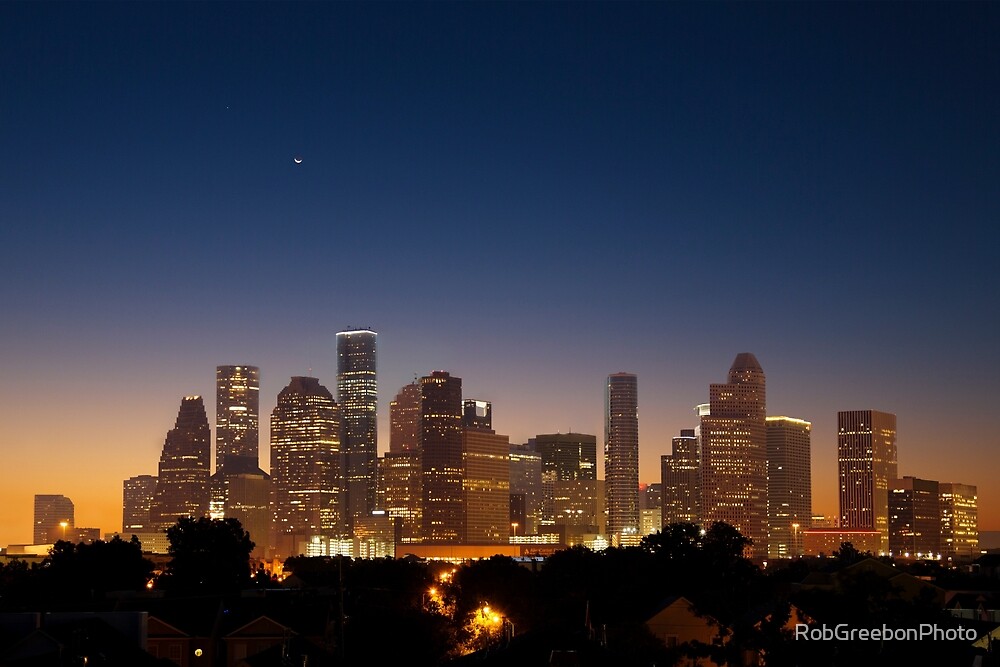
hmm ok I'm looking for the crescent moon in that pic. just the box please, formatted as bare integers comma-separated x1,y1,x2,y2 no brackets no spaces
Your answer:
294,157,303,164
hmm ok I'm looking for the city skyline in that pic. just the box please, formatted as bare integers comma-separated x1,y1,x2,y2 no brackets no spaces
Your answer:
1,3,998,547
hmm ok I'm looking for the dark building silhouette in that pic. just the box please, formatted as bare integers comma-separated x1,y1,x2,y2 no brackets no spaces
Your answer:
463,399,492,430
149,396,212,531
889,476,940,558
605,373,639,543
389,382,421,454
34,494,75,544
270,377,341,557
535,433,597,482
420,371,464,542
766,416,812,558
700,354,767,559
337,329,378,532
509,443,543,535
661,428,699,527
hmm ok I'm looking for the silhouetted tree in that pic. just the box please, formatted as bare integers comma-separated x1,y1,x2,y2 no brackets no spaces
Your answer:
33,536,154,601
161,517,253,593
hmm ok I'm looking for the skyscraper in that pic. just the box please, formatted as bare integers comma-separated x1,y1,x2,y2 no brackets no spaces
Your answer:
463,424,510,544
940,482,979,560
889,476,940,558
389,382,421,454
337,329,378,532
838,409,897,552
34,494,74,544
766,417,811,558
661,428,700,526
509,443,543,535
122,475,157,534
420,371,464,543
149,396,212,531
215,365,260,472
700,354,767,559
535,433,598,482
605,372,639,543
270,377,341,557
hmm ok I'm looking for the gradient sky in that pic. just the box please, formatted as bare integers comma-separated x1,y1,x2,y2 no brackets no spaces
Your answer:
1,2,998,548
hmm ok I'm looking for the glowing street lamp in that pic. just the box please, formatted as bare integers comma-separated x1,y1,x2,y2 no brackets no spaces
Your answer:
59,521,68,542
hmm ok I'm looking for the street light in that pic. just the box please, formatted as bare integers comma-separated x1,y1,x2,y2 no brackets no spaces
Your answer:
511,522,518,537
791,523,800,558
59,521,68,542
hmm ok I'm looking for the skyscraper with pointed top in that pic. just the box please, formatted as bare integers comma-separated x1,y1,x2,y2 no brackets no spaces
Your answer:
700,353,767,559
337,329,378,533
149,396,212,530
605,372,639,543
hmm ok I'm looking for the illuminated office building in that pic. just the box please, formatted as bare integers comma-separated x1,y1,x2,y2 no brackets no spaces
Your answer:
270,376,341,557
149,396,212,531
940,482,979,560
381,451,422,542
889,476,940,558
122,475,157,534
337,329,378,532
661,428,700,526
215,365,260,472
766,417,812,558
838,410,897,552
536,433,597,482
605,372,639,542
34,494,75,544
463,425,510,544
700,354,767,559
420,371,464,543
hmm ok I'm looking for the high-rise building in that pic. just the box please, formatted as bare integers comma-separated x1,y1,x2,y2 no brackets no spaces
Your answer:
34,494,75,544
535,433,597,482
889,476,940,558
122,475,158,534
149,396,212,531
700,354,767,559
661,428,700,526
605,372,639,543
463,425,510,544
766,417,812,558
509,443,543,535
463,399,492,430
420,371,464,543
215,365,260,472
940,482,979,560
389,382,421,454
337,329,378,532
270,377,341,557
380,451,422,542
838,410,897,552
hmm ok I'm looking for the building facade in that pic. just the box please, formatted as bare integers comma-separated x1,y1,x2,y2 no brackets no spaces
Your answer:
535,433,597,482
940,482,979,560
149,396,212,531
605,373,639,543
33,494,75,544
122,475,157,534
509,443,543,535
661,428,700,527
700,354,768,559
215,365,260,472
463,426,510,544
389,382,421,454
270,376,341,557
838,410,897,552
420,371,464,543
766,416,812,558
889,476,941,558
337,329,378,532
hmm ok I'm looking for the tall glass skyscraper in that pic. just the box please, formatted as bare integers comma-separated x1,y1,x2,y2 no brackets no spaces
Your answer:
766,416,811,558
605,372,639,543
149,396,212,531
420,371,464,542
34,494,75,544
215,365,260,472
337,329,377,533
838,409,897,552
270,376,341,557
700,354,767,559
